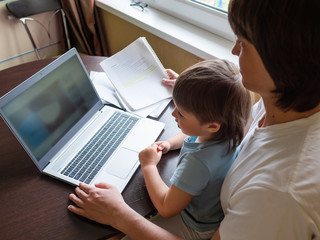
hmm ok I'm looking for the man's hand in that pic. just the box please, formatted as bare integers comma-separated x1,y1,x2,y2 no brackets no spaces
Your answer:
68,182,129,226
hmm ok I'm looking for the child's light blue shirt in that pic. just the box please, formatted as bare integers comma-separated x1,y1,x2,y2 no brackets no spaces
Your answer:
170,136,237,232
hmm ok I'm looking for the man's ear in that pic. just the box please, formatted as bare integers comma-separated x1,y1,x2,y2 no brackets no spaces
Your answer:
207,122,221,133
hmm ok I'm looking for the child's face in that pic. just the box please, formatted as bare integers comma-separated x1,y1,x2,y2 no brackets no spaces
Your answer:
172,104,215,141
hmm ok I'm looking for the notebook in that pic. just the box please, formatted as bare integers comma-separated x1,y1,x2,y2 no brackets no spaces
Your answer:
0,48,165,192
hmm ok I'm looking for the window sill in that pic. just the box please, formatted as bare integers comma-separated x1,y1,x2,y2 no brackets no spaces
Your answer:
96,0,238,64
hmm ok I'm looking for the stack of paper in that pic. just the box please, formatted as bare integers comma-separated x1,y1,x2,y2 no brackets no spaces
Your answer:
90,71,171,118
97,37,172,117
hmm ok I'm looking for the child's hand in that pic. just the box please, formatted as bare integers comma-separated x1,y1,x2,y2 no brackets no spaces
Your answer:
139,143,162,168
162,69,179,88
155,141,171,154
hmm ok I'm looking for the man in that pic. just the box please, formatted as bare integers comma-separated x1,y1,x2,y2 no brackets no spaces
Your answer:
68,0,320,239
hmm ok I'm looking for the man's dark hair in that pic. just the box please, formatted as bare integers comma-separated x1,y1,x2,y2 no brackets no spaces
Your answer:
228,0,320,112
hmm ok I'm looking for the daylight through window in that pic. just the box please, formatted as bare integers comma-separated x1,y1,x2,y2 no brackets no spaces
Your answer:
191,0,230,12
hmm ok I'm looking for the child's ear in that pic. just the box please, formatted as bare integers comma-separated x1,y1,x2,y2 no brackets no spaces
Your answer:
207,122,221,133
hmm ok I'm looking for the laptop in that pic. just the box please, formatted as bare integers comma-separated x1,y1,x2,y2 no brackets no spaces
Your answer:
0,48,165,192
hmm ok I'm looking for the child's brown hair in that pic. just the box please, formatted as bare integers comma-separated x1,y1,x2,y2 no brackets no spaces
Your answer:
173,59,252,152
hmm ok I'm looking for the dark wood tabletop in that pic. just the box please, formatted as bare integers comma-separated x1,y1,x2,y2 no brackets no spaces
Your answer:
0,55,180,240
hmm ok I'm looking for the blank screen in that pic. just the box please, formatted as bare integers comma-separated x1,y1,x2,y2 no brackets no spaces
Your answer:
2,55,99,160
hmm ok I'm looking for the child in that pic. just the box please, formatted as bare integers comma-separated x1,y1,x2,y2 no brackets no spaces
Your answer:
137,59,252,240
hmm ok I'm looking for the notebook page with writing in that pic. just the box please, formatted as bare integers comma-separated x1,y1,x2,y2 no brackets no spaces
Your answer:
100,37,172,110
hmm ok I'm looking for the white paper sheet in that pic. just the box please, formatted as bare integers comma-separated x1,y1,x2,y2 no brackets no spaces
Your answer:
90,71,171,118
99,37,172,110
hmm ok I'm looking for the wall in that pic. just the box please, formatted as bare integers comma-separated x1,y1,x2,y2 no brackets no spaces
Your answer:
0,0,64,71
0,1,220,73
97,9,260,103
97,8,204,74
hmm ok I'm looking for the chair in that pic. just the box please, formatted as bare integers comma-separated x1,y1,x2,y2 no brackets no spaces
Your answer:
6,0,71,60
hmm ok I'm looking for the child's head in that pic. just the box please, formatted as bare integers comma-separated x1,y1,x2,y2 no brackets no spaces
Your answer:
172,59,252,151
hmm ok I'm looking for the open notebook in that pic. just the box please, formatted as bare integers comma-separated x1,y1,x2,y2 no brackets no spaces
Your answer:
0,48,165,192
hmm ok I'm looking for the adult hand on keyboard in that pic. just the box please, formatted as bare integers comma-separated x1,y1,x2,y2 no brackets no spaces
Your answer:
68,182,129,226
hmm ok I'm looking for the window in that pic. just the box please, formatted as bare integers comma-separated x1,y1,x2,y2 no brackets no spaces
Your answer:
191,0,230,12
142,0,234,41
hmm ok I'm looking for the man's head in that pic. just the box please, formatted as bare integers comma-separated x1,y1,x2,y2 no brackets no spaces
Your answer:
228,0,320,112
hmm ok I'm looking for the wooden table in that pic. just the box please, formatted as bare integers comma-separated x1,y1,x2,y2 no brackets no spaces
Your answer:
0,55,180,240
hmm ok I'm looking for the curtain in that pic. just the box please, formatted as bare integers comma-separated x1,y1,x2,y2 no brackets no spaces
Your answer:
61,0,108,56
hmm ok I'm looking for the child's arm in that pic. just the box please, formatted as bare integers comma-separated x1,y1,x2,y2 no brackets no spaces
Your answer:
139,144,193,218
156,132,187,154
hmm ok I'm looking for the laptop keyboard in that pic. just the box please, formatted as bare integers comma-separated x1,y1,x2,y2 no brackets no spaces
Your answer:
61,112,139,184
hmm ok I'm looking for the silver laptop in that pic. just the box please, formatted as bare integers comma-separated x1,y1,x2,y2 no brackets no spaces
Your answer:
0,48,165,192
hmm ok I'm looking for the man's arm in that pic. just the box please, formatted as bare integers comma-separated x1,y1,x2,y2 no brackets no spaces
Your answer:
68,182,184,240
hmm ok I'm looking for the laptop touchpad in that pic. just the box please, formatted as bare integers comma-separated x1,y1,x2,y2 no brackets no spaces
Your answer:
105,148,139,179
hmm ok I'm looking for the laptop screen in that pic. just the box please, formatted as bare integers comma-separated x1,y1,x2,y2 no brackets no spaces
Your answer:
1,55,99,161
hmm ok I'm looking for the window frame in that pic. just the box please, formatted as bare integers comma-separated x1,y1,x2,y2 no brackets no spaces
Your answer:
142,0,235,41
96,0,238,63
